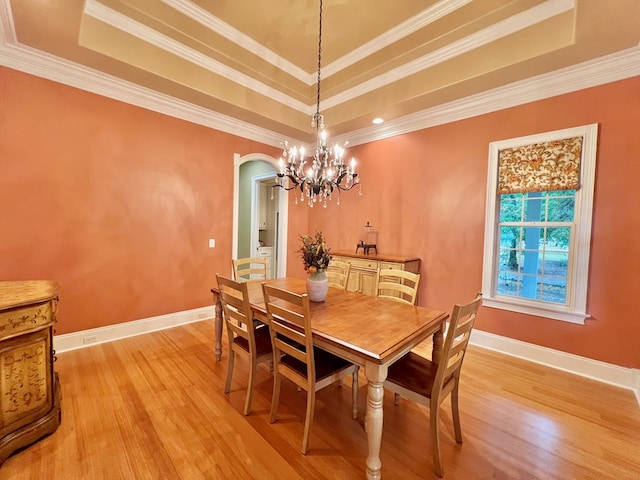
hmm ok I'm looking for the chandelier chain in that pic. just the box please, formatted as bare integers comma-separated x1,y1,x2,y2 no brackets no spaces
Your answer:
316,0,323,117
274,0,362,207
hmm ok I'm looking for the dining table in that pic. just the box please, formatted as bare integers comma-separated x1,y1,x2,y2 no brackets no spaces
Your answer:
210,277,449,480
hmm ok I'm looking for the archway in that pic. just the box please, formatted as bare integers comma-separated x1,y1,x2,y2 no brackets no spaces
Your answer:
233,153,288,278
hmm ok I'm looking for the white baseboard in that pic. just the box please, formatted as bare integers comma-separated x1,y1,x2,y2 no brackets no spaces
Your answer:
53,305,216,353
471,329,640,407
53,310,640,408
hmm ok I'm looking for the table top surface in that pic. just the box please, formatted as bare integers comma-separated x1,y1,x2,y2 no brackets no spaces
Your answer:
215,277,448,364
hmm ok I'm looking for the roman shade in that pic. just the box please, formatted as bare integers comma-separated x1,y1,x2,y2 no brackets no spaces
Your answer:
497,136,583,194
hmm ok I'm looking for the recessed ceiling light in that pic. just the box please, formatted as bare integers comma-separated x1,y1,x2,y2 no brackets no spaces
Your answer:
372,118,384,125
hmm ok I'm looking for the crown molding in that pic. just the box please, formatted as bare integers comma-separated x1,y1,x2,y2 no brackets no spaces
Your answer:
337,46,640,147
322,0,472,78
84,0,312,115
1,0,639,149
87,0,575,114
160,0,310,83
322,0,574,110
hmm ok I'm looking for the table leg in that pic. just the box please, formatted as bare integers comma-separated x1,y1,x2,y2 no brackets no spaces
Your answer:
365,361,388,480
432,324,444,364
211,290,223,362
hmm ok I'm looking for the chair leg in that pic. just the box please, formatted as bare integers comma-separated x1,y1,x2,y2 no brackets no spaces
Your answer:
451,383,463,443
394,392,400,406
430,398,443,478
301,389,316,455
243,358,256,416
224,349,235,394
351,367,359,419
270,374,281,424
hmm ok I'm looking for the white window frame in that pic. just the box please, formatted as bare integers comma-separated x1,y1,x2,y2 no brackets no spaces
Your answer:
481,124,598,324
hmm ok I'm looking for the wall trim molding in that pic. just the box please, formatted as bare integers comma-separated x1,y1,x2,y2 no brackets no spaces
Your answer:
470,329,640,407
54,308,639,408
1,0,639,150
53,306,216,353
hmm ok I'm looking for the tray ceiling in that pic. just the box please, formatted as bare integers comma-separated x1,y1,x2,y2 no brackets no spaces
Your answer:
2,0,640,147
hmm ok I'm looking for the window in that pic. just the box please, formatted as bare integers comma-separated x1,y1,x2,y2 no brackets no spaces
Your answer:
482,124,598,324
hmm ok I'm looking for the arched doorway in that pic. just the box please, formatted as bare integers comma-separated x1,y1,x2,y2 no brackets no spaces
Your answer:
232,153,288,278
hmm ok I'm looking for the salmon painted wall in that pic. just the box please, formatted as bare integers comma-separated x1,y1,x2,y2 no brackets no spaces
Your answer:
0,67,281,334
309,76,640,368
2,65,638,368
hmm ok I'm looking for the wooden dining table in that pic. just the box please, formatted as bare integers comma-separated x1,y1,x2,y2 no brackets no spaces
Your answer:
210,277,449,480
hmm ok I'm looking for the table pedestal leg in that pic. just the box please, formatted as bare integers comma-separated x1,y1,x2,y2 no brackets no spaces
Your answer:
211,290,223,362
365,361,388,480
432,325,444,364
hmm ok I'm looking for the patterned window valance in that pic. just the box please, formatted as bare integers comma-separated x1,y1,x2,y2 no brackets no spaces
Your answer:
497,136,583,194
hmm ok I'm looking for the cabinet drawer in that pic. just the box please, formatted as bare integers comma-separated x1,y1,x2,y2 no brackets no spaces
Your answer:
349,258,379,271
0,301,54,340
380,261,403,271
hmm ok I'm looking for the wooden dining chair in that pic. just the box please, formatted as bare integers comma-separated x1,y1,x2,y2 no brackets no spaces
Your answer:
216,274,273,415
384,293,482,477
232,257,268,282
375,268,421,305
326,260,351,290
262,283,359,454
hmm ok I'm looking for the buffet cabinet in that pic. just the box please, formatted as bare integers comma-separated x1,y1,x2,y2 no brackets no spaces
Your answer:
0,281,61,464
331,251,421,297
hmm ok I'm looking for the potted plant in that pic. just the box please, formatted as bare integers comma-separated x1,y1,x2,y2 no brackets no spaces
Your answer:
299,231,332,301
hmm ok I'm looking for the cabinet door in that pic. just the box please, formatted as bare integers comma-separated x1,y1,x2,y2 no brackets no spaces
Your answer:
346,270,361,293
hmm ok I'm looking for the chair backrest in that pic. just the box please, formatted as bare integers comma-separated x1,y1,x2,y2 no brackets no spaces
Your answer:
433,293,482,396
233,257,268,281
262,284,315,389
326,260,351,290
375,268,420,305
216,274,256,348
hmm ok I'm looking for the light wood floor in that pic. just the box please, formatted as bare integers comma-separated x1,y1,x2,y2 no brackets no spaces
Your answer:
3,320,639,479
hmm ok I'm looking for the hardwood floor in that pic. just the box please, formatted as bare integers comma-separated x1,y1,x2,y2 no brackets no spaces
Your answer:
3,320,639,479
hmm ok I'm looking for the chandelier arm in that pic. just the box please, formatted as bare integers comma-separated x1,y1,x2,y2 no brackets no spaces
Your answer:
334,182,360,192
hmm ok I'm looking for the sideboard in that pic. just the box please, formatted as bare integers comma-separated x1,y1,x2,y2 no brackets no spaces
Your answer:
331,251,421,297
0,280,61,464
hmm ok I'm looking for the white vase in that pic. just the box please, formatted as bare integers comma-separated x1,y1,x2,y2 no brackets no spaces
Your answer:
306,270,329,302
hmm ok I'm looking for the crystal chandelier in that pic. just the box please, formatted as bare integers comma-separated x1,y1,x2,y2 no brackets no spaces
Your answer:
275,0,361,207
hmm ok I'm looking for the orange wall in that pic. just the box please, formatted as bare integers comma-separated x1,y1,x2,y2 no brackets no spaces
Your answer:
0,67,281,333
2,66,639,368
309,76,640,368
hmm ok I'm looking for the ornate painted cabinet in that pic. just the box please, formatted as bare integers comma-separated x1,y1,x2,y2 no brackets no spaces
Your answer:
0,281,61,464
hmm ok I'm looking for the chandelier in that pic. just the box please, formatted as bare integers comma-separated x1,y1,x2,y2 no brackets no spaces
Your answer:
275,0,361,207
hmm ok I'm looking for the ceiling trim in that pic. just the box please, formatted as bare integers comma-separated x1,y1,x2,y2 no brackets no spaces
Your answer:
85,0,312,115
336,46,640,147
322,0,575,110
1,0,639,151
159,0,310,82
0,11,288,148
83,0,576,116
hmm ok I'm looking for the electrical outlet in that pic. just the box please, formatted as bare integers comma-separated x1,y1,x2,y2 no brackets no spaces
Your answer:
208,239,216,248
197,312,208,319
83,335,97,345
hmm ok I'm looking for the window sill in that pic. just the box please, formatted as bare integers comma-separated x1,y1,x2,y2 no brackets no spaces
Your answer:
482,297,589,325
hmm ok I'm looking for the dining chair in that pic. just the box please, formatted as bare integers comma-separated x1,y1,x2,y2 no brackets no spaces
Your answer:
232,257,268,281
326,259,351,290
383,293,482,477
375,268,421,305
262,283,359,454
216,274,273,415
